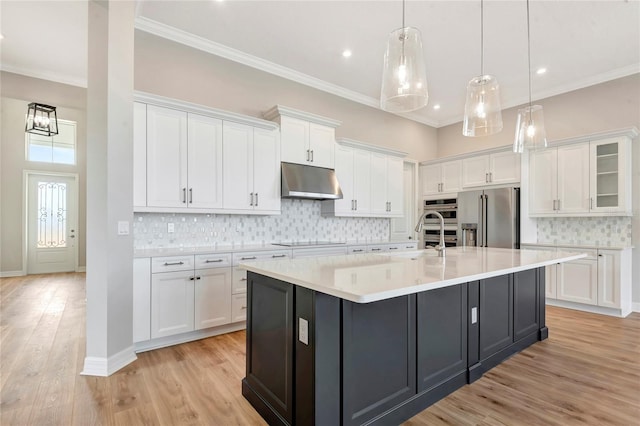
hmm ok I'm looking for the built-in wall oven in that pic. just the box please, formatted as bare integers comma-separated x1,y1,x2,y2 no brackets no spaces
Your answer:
423,198,458,249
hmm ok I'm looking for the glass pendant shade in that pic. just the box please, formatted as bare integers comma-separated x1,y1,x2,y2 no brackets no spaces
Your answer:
462,75,503,137
380,27,428,113
513,105,547,153
25,102,59,136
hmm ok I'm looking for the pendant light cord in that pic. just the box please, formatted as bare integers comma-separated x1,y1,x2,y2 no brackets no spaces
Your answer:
527,0,533,121
480,0,484,76
402,0,405,29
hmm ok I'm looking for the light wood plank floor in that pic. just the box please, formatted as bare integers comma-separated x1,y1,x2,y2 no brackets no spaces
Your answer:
1,273,639,425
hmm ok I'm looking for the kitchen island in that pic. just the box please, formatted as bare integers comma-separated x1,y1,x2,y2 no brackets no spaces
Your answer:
240,247,585,426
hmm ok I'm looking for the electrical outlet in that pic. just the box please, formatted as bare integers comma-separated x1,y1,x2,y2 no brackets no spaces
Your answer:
117,221,129,236
168,223,175,233
299,318,309,345
471,307,478,324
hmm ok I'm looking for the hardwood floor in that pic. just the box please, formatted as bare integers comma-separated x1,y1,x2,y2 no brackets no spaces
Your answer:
1,272,638,425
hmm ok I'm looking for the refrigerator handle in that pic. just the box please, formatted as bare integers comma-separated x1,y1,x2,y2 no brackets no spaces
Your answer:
514,188,521,249
478,194,484,247
483,194,489,247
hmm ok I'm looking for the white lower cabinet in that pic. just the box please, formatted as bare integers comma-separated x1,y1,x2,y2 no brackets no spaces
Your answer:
557,257,598,306
151,270,196,339
194,268,232,330
522,244,631,317
231,294,248,322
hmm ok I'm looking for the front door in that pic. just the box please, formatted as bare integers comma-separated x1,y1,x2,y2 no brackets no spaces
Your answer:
27,173,77,274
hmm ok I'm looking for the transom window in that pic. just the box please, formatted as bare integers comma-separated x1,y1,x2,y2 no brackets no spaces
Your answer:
26,119,76,165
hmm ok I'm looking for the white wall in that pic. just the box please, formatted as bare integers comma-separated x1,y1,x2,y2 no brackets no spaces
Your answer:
0,72,87,274
134,31,438,162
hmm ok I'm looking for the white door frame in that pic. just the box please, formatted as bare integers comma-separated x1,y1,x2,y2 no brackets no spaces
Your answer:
23,170,80,275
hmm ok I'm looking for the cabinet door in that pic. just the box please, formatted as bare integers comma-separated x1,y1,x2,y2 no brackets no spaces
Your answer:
133,102,147,208
479,275,513,361
231,293,248,322
146,105,188,207
557,144,590,214
133,258,151,343
308,123,335,169
589,138,628,214
557,259,598,305
352,149,371,214
151,271,195,338
490,151,521,185
333,146,355,214
417,284,467,392
513,269,539,342
369,152,388,215
529,149,558,215
462,155,490,188
187,113,223,209
386,156,404,216
222,121,254,210
280,116,309,165
232,267,248,294
441,161,462,193
421,164,441,196
194,268,232,329
253,128,281,213
597,250,620,309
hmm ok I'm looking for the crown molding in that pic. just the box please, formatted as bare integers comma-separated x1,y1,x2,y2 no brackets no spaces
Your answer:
336,137,408,158
134,17,440,129
0,64,87,88
263,105,342,128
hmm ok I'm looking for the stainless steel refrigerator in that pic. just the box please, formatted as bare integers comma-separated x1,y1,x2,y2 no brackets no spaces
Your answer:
457,187,520,249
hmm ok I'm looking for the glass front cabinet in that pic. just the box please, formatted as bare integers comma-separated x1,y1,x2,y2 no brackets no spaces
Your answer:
589,137,632,215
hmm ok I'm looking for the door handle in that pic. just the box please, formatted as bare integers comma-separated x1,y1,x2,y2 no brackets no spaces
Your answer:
271,254,286,258
355,200,358,210
255,193,259,206
182,188,187,203
250,192,254,206
306,149,310,162
241,256,257,260
164,261,185,266
590,197,593,209
189,188,193,204
205,259,223,263
310,150,314,162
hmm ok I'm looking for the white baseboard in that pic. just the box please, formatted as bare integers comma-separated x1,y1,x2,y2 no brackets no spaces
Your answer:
546,299,627,317
134,322,246,353
632,302,640,313
81,345,137,377
76,266,86,273
0,270,25,278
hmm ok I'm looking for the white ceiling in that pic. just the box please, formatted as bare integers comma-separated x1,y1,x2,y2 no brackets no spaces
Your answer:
1,1,639,127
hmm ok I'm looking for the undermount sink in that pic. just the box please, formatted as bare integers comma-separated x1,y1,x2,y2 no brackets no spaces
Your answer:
377,249,439,259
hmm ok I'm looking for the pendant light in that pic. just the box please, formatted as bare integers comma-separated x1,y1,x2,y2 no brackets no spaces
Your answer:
513,0,547,153
25,102,59,136
463,0,503,137
380,0,428,113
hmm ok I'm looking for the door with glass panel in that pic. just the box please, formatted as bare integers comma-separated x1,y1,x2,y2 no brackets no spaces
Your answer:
589,138,628,213
27,174,78,274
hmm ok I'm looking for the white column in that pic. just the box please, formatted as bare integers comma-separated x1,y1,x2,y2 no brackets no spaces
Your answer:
82,0,136,376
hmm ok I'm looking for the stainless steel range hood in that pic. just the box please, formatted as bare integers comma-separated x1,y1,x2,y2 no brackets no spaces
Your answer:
281,162,343,200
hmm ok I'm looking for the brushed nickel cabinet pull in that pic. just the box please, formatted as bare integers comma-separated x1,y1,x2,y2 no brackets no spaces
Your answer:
189,188,193,204
164,261,184,266
205,259,223,263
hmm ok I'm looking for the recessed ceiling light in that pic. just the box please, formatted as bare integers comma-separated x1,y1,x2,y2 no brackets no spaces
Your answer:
433,104,441,110
342,49,352,58
536,67,547,75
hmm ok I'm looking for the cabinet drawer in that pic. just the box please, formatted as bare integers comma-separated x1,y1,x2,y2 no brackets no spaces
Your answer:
232,267,248,294
367,245,388,253
195,253,232,269
151,255,195,273
387,242,417,252
558,247,597,260
231,293,248,322
232,250,291,266
401,242,419,250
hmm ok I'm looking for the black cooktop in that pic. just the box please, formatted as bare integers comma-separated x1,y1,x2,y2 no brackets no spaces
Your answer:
272,241,346,247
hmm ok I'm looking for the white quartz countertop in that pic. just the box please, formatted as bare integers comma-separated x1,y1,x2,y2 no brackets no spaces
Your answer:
240,247,586,304
521,243,634,250
134,239,415,258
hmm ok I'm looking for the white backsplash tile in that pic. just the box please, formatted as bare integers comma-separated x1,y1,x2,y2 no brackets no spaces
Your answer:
536,217,632,247
134,199,390,249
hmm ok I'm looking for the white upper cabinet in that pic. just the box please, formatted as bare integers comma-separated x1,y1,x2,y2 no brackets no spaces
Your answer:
589,137,631,214
222,122,281,214
529,131,633,216
133,102,147,208
134,94,281,214
187,113,223,209
264,105,341,169
421,160,462,197
322,139,406,218
462,150,520,188
370,153,404,217
146,105,188,208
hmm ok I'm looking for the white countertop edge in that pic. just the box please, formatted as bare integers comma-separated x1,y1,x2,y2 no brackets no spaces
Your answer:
241,252,587,304
521,243,634,250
